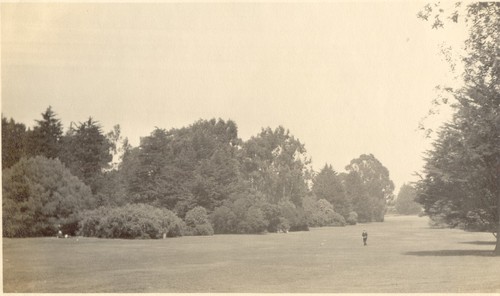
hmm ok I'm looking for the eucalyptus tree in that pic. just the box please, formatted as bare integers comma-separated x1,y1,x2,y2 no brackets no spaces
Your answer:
240,126,311,207
344,154,395,222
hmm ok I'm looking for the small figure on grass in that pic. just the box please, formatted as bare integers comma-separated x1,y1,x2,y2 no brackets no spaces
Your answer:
362,230,368,246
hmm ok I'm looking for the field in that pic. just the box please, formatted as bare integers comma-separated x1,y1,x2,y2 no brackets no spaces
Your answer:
3,215,500,293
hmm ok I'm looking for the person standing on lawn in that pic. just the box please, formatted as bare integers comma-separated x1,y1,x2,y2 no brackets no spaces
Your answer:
362,230,368,246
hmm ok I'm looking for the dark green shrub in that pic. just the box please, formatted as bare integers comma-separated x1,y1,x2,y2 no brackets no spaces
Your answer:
279,201,309,231
346,211,358,225
2,156,94,237
184,206,214,236
211,205,237,234
330,211,346,226
193,224,215,236
243,206,268,233
259,202,281,232
277,217,290,232
78,204,185,239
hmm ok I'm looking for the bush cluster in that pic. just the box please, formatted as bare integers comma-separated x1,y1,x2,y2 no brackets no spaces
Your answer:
78,204,185,239
210,197,309,234
303,196,347,227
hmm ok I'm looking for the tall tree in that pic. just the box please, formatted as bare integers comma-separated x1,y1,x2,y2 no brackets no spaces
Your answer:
240,126,311,207
416,2,500,254
395,184,421,215
25,106,63,159
345,154,394,222
121,119,242,216
2,116,28,169
312,164,351,218
60,118,113,194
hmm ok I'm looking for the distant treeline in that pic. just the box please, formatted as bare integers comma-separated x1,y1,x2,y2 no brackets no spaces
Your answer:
2,107,395,238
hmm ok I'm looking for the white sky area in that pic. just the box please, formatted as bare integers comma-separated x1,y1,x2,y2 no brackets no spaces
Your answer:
1,2,467,194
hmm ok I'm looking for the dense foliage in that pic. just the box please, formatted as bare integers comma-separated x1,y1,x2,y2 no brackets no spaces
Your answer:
343,154,395,222
78,204,185,239
3,156,94,237
2,109,395,238
416,2,500,254
395,184,421,215
312,164,351,218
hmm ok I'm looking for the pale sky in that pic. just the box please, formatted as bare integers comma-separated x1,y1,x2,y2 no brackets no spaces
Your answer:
1,2,466,193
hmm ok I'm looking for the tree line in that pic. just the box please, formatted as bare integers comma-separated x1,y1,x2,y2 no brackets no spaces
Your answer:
2,110,395,238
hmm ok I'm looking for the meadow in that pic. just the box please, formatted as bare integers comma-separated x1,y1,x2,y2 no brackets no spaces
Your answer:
3,215,499,293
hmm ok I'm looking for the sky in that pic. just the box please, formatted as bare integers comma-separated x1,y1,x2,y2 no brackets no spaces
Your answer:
1,2,467,193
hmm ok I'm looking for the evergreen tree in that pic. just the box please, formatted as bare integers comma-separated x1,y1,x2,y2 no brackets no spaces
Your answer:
312,164,351,218
60,118,113,194
25,106,63,159
2,116,27,169
416,2,500,255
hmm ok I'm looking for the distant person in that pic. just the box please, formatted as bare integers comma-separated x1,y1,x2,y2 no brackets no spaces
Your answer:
362,230,368,246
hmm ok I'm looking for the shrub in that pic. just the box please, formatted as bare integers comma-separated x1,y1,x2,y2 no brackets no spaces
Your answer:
211,205,237,234
192,224,215,236
346,211,358,225
184,206,214,236
330,211,346,226
258,202,281,232
279,201,309,231
303,196,346,227
2,156,94,237
243,207,268,233
78,204,185,239
277,217,290,232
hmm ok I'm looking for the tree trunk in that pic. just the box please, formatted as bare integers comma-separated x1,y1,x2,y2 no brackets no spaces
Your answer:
495,160,500,256
495,189,500,255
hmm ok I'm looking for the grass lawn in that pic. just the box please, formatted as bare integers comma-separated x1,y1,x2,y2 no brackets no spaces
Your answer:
3,215,500,293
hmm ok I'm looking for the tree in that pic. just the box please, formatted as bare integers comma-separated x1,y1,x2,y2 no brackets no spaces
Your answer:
344,154,395,222
341,171,370,222
60,118,114,194
2,116,27,169
240,126,311,207
312,164,351,218
25,106,63,159
2,156,94,237
416,2,500,255
120,119,242,216
395,184,421,215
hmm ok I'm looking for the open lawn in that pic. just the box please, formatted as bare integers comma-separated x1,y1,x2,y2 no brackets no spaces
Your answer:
3,215,500,293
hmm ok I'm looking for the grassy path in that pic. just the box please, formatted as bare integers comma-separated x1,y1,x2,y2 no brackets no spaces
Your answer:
3,215,499,292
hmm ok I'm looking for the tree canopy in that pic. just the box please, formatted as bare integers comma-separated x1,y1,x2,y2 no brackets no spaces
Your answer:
2,107,396,238
344,154,395,222
416,2,500,255
395,184,421,215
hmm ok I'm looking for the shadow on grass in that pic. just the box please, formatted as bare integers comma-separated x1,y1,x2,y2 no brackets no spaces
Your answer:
460,241,496,245
404,249,494,257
